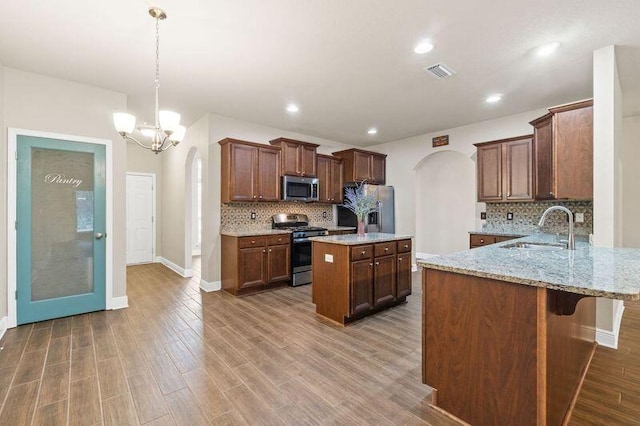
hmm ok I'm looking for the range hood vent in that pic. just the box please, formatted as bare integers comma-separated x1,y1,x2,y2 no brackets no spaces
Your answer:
424,63,456,79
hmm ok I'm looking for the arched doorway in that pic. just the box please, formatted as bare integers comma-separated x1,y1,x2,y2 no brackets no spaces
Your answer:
414,150,476,256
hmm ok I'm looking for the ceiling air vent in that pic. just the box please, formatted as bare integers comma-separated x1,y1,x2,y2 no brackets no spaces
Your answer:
424,63,456,79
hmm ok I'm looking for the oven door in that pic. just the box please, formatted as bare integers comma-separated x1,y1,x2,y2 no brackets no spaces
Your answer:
292,238,312,273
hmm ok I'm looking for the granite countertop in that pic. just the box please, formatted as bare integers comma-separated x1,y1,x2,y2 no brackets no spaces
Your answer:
469,229,531,238
221,229,291,237
309,233,413,246
418,234,640,300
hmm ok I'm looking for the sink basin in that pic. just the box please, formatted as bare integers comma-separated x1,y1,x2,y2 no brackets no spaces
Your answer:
500,241,567,251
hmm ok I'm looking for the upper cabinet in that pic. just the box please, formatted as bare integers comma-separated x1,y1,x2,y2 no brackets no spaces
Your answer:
269,138,319,177
317,154,344,203
332,148,387,185
475,135,534,202
530,99,593,200
219,138,281,203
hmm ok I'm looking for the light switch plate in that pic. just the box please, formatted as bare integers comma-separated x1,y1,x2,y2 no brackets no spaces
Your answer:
507,212,513,220
324,254,334,263
575,213,584,223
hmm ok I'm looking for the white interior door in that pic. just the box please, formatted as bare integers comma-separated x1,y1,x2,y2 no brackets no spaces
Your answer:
126,173,155,264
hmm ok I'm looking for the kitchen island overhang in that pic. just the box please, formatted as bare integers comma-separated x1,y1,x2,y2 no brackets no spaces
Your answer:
418,234,640,425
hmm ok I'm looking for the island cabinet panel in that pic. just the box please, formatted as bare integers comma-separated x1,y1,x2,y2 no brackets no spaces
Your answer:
313,238,411,325
269,137,319,177
351,260,374,316
422,268,596,425
222,235,291,296
373,255,396,307
219,138,281,203
469,233,519,249
531,99,593,200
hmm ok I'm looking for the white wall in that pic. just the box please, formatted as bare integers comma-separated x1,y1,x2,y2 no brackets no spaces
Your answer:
592,46,625,347
621,115,640,248
372,109,547,254
0,63,5,320
1,68,128,317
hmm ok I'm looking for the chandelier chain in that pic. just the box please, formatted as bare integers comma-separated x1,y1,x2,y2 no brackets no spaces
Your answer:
155,16,160,89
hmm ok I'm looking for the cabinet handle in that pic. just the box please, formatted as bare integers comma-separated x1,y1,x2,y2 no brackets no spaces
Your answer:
550,192,554,196
398,257,402,261
385,247,389,251
404,244,408,248
375,262,380,266
361,251,366,255
369,263,373,267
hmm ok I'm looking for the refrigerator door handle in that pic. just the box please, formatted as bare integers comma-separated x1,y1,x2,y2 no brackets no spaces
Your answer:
377,201,383,232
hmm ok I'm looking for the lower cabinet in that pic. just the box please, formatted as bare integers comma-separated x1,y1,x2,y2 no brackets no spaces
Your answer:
313,238,412,324
469,233,519,249
222,234,291,296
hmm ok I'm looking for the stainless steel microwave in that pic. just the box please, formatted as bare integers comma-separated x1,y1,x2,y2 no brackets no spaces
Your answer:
281,175,319,202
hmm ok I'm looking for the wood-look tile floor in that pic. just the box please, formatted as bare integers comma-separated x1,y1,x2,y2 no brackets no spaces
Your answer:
1,264,638,425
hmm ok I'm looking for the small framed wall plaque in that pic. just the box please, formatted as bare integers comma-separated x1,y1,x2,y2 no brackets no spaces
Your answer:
432,135,449,147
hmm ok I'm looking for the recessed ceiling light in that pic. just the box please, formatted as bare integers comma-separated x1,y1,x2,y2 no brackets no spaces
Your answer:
537,42,560,57
414,40,434,55
367,128,378,135
286,104,299,113
485,94,502,103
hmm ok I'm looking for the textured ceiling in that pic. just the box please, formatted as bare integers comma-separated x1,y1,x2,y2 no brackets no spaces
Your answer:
1,0,639,146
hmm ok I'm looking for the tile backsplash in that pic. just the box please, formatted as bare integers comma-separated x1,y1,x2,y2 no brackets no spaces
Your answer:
483,200,593,236
221,202,335,231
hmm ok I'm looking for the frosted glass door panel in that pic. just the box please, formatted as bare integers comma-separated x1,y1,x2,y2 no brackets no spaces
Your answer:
31,148,95,301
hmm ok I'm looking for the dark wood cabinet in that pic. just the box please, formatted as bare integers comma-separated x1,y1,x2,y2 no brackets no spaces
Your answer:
269,137,319,177
313,238,412,324
332,148,387,185
530,99,593,200
219,138,281,203
317,154,344,203
221,234,291,296
475,135,533,202
469,233,520,249
351,260,374,316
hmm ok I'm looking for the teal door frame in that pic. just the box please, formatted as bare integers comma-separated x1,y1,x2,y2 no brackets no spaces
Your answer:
7,128,114,328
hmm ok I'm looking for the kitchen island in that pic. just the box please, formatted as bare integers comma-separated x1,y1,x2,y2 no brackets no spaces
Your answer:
309,233,413,325
418,234,640,425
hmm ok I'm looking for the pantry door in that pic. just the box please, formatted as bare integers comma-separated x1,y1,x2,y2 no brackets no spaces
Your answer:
15,134,106,325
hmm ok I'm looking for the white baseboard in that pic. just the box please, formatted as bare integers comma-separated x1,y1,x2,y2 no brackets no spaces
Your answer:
154,256,162,263
0,316,7,341
157,257,193,278
200,279,221,292
416,252,439,260
596,304,625,349
107,296,129,310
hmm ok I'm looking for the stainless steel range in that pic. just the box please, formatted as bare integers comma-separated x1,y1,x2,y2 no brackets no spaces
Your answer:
272,214,328,286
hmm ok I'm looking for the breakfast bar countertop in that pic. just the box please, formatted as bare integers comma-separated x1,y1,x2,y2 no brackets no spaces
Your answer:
418,233,640,300
309,232,413,245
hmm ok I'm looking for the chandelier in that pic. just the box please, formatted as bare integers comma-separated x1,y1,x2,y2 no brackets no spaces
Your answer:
113,7,185,154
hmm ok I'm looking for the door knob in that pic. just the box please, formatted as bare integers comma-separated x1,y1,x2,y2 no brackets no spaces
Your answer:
95,232,104,240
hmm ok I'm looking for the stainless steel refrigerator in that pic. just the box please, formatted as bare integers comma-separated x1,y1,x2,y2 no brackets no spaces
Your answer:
337,184,395,233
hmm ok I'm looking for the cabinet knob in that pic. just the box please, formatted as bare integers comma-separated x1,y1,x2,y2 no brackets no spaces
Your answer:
398,257,402,261
375,262,380,266
404,245,408,248
251,240,255,244
262,249,266,253
385,247,389,251
362,251,366,255
480,239,484,243
369,263,373,267
259,195,263,199
253,195,257,199
268,249,272,252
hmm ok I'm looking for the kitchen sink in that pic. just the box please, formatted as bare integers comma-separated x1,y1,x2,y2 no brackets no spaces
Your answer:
500,241,567,251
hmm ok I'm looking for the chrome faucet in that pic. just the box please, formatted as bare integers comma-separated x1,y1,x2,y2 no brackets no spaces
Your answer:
538,206,575,250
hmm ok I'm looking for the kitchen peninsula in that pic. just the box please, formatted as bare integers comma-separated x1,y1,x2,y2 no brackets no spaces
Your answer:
310,233,413,324
418,234,640,425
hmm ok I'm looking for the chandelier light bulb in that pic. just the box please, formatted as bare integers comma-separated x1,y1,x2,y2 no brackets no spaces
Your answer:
113,113,136,134
170,125,187,142
159,110,181,133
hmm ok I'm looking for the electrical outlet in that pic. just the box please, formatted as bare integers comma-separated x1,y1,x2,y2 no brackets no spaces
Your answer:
575,212,584,223
324,254,334,263
322,211,327,218
250,212,256,220
507,212,514,220
480,212,486,220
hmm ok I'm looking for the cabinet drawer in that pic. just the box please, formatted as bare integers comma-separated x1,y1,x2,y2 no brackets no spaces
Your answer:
351,245,373,261
495,236,517,244
397,239,411,253
267,234,290,246
374,242,396,257
239,236,267,249
469,234,496,247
